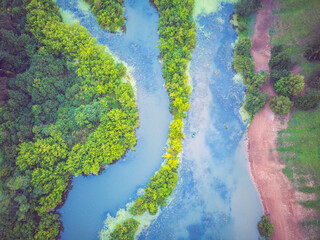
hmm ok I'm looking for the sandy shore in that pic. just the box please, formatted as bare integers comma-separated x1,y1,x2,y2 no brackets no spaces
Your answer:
247,0,312,239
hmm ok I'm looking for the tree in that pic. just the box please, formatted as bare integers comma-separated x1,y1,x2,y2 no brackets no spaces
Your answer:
269,45,292,71
234,37,252,57
244,89,268,116
270,96,293,116
245,71,268,89
110,218,140,240
274,74,304,97
258,215,274,239
270,69,290,85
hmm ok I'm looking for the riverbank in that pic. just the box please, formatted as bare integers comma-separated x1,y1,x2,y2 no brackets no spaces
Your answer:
247,0,310,239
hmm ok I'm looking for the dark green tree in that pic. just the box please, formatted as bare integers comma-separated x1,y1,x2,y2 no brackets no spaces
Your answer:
270,96,293,116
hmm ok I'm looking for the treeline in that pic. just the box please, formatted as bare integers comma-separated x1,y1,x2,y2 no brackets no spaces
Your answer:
232,0,268,118
0,0,137,239
233,36,268,116
106,0,196,238
85,0,125,32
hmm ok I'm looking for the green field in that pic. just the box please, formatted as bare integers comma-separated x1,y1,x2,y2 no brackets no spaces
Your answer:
278,107,320,234
271,0,320,77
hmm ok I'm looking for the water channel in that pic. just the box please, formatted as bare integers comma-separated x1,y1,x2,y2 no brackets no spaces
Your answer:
56,1,262,239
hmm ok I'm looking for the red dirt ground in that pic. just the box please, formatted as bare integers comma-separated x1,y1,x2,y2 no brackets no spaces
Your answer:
247,0,313,239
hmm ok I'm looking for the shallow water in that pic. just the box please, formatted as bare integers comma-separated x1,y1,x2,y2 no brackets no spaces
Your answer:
57,1,262,239
56,1,171,239
138,4,262,240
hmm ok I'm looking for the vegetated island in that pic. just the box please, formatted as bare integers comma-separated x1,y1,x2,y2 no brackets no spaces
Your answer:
100,0,196,239
84,0,126,32
0,0,138,239
233,0,320,239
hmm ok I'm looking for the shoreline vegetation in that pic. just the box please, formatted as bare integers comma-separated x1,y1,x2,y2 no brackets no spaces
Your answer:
101,0,196,239
231,0,268,119
84,0,126,32
245,0,320,239
0,0,138,238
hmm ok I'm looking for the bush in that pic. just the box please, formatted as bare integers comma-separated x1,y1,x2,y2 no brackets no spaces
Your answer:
110,218,140,240
270,69,290,85
234,37,252,57
269,45,292,71
270,96,293,116
304,39,320,61
234,0,262,16
258,215,274,239
274,74,304,97
233,54,255,79
294,89,320,110
307,72,320,89
245,71,268,89
244,89,268,116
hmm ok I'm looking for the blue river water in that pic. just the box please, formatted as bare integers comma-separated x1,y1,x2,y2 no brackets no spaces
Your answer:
56,0,171,239
56,1,262,239
139,4,262,239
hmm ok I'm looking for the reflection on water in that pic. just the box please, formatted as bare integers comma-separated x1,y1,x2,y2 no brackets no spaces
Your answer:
139,4,262,240
56,0,171,239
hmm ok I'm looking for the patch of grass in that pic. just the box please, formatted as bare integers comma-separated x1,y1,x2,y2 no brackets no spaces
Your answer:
300,199,320,210
271,0,320,78
278,107,320,219
282,166,294,182
298,186,320,194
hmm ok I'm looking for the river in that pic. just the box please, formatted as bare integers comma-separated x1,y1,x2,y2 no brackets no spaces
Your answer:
56,1,262,239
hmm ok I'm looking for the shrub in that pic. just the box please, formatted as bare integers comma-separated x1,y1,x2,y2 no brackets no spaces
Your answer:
294,89,320,110
304,39,320,61
270,69,290,85
234,0,262,16
234,37,252,57
274,74,304,97
237,19,248,33
245,71,268,89
110,218,140,240
233,54,255,79
269,45,292,71
270,96,293,116
244,89,268,116
307,72,320,89
258,215,274,239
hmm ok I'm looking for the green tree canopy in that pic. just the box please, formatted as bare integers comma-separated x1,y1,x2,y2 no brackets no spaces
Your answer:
244,89,268,116
270,96,293,116
274,74,304,97
258,215,274,239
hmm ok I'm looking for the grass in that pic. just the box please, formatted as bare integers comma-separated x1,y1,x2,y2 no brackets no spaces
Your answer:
278,107,320,231
271,0,320,78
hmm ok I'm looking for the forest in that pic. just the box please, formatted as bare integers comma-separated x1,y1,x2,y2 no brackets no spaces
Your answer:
0,0,137,238
2,0,319,239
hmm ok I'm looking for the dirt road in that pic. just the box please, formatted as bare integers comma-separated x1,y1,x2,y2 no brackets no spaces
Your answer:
247,0,310,239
